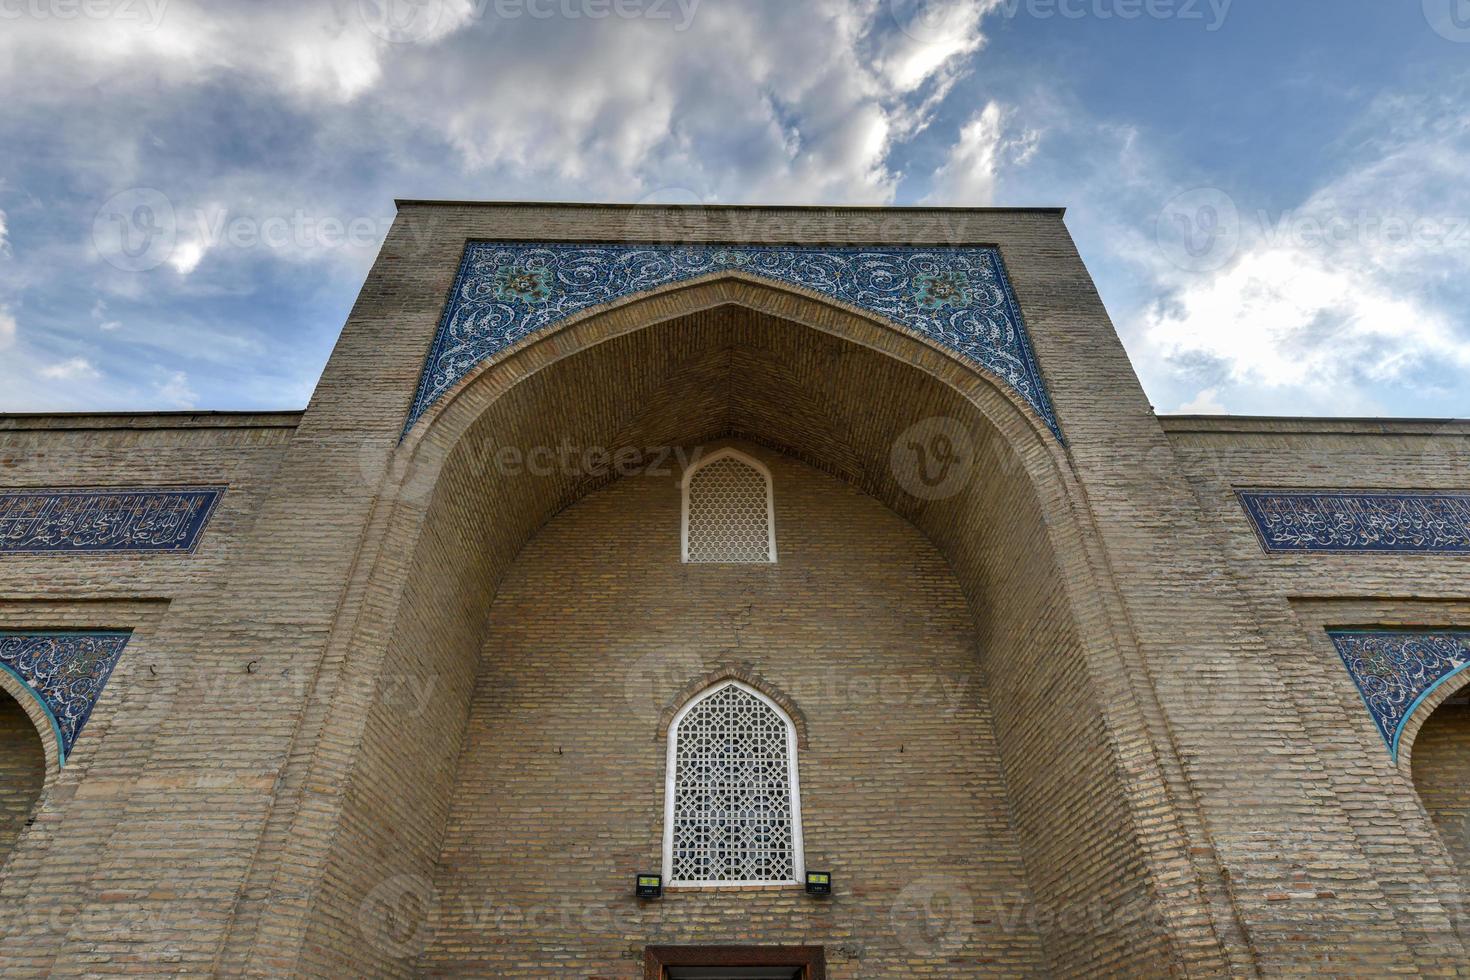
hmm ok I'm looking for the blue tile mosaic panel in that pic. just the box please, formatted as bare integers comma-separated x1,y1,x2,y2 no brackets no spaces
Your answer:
1328,630,1470,760
405,242,1061,439
0,486,224,555
0,631,131,762
1238,489,1470,554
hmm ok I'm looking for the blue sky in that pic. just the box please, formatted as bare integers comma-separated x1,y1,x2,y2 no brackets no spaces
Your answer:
1,0,1467,417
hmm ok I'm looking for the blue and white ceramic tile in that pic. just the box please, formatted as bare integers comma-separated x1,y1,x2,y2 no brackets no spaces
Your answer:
405,242,1060,440
0,487,224,555
1328,630,1470,760
1238,489,1470,554
0,631,131,762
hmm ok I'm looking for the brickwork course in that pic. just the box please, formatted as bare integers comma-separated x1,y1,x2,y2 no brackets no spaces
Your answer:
0,203,1465,977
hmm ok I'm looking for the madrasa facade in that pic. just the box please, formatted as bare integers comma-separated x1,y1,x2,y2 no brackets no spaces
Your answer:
0,202,1467,978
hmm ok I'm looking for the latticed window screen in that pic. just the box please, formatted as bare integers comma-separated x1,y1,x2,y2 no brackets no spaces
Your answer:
667,683,799,884
683,452,774,563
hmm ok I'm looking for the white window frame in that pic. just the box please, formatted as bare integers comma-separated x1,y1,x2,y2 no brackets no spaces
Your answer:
679,448,778,563
661,679,805,887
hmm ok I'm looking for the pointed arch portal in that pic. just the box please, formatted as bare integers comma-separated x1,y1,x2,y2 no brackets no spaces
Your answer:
403,241,1061,440
287,270,1231,977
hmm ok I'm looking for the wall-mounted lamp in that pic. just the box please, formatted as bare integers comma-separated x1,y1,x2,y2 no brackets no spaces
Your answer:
805,870,832,897
635,874,663,899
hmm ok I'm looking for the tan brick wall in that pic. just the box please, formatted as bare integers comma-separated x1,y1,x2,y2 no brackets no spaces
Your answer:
0,691,44,863
421,442,1045,976
0,412,299,975
0,206,1462,977
1164,417,1470,970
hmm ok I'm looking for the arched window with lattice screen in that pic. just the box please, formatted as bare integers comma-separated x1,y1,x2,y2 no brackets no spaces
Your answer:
680,449,776,563
662,680,804,886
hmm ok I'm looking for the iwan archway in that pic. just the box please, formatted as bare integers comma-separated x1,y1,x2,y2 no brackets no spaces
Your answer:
254,275,1243,976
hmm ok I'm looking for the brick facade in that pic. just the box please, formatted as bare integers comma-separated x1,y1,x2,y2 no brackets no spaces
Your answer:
424,443,1043,976
0,204,1462,976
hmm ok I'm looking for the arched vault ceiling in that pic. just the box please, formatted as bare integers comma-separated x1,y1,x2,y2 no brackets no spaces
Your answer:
432,303,1049,594
603,307,868,489
406,243,1060,439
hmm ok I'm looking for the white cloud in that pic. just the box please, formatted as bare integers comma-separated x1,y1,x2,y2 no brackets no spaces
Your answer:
0,208,9,255
873,0,994,95
0,306,14,350
920,79,1470,417
1176,387,1227,414
404,1,946,202
925,101,1039,205
39,357,102,381
168,237,208,276
154,370,199,409
0,1,999,207
89,299,121,331
1134,93,1470,415
0,3,402,104
1146,245,1470,390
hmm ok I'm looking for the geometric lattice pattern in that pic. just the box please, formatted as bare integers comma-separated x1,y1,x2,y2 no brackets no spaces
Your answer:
669,683,797,884
684,454,773,563
1328,630,1470,760
1238,489,1470,554
403,241,1061,440
0,631,132,762
0,486,224,555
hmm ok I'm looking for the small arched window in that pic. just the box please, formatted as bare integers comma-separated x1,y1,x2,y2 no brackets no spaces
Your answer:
662,680,804,886
681,449,776,563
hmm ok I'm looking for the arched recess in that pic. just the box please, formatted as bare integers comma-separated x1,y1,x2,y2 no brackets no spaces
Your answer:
1399,669,1470,775
0,673,56,867
1402,675,1470,898
286,275,1235,977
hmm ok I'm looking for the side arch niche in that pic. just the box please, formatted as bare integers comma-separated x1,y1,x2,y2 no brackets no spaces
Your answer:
1402,675,1470,889
0,680,52,867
